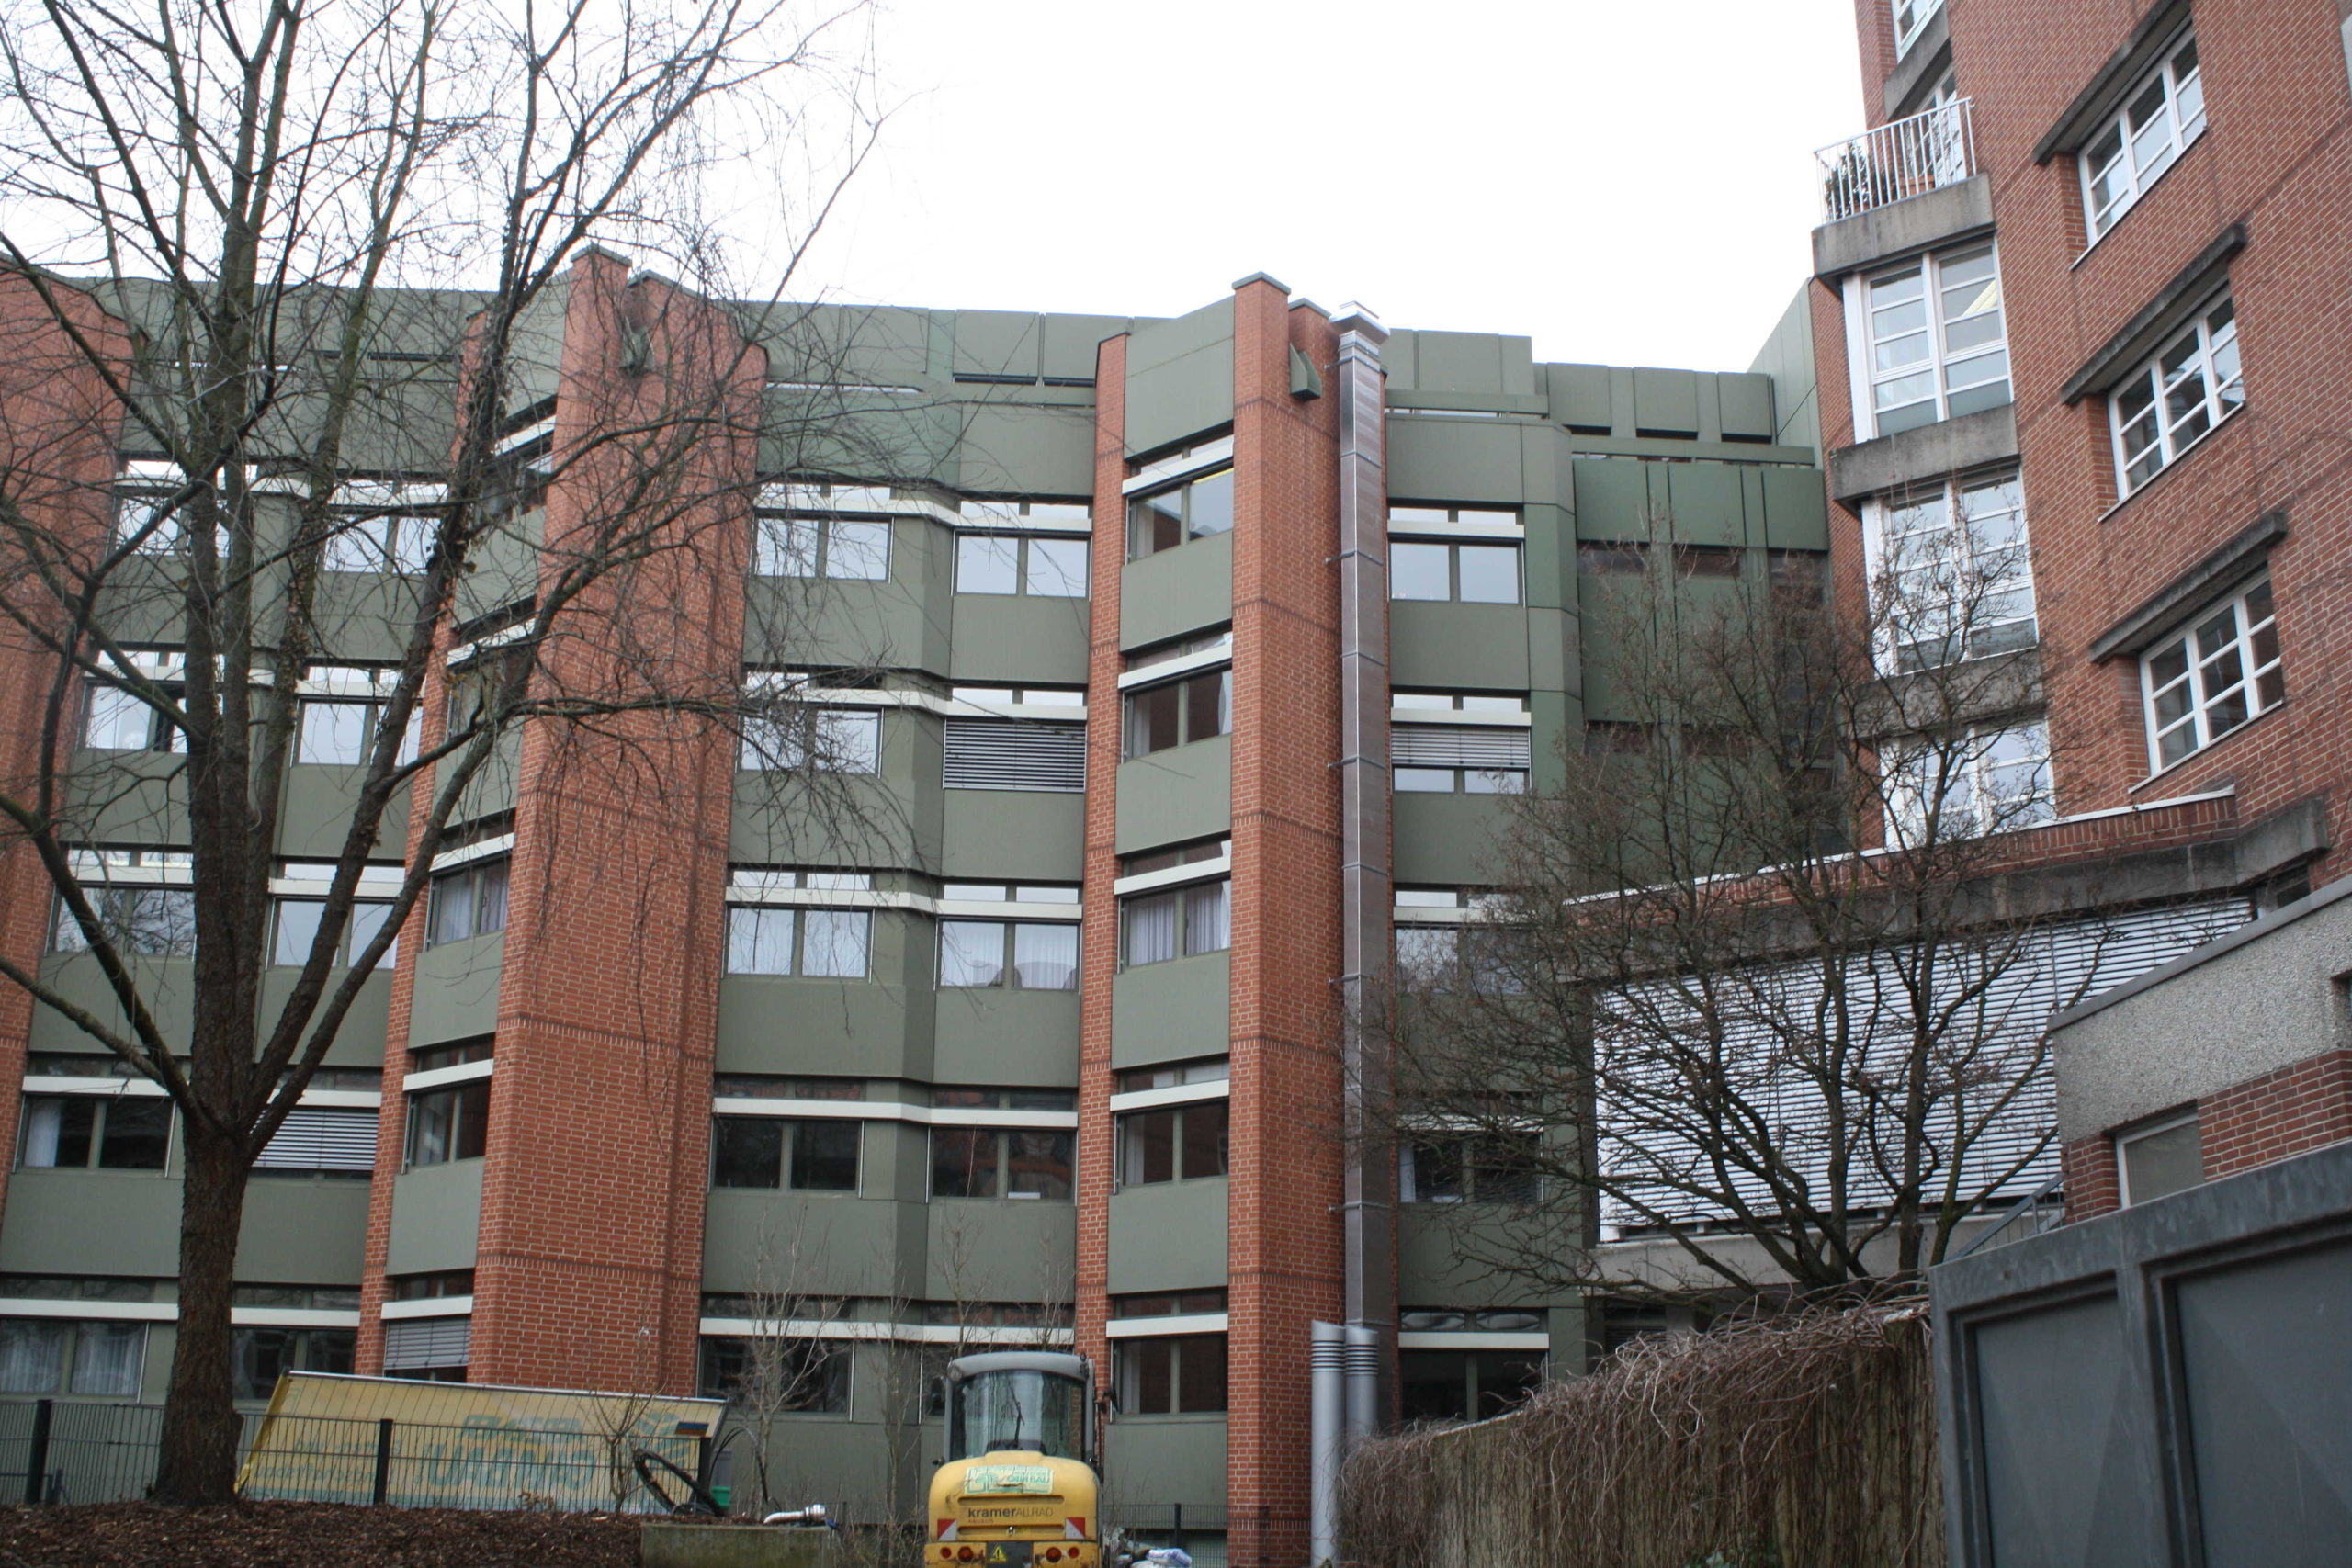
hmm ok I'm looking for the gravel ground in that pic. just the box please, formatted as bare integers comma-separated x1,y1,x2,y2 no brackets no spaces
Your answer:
0,1502,646,1566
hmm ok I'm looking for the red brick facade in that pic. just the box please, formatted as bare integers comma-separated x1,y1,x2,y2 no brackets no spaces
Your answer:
2065,1045,2352,1221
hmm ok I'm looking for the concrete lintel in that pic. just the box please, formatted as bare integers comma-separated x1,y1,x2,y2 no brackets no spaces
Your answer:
2087,510,2288,661
2060,224,2245,404
1813,175,1994,282
2033,0,2195,164
1828,402,2018,502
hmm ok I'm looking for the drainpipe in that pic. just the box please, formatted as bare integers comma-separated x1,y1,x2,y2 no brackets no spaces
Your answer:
1309,1321,1347,1566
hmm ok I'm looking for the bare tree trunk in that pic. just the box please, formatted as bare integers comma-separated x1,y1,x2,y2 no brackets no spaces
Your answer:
153,1115,251,1504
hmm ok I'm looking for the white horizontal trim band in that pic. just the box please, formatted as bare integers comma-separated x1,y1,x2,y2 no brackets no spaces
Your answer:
1123,437,1235,495
1387,708,1532,728
696,1318,1075,1345
379,1296,474,1321
1105,1082,1230,1114
1113,855,1232,898
741,678,1088,723
20,1077,381,1109
1388,521,1525,540
402,1060,494,1093
1105,1314,1227,1338
429,834,513,872
711,1098,1077,1130
725,888,1084,921
1396,1331,1550,1350
1116,649,1231,691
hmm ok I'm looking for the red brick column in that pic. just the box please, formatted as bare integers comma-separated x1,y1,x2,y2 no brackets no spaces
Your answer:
1075,332,1129,1434
1225,280,1346,1568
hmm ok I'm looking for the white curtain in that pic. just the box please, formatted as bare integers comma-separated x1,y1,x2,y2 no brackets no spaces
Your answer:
68,1322,144,1396
1124,892,1180,966
0,1320,67,1394
1013,923,1079,990
1184,882,1230,955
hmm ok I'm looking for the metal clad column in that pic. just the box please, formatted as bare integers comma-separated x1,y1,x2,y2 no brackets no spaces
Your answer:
1330,305,1395,1407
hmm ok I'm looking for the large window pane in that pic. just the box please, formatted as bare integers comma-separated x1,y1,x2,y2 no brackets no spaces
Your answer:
816,710,880,773
274,900,326,966
298,701,370,764
791,1121,860,1191
727,907,796,974
1175,1336,1226,1412
1012,923,1078,990
1391,543,1450,601
1186,471,1234,538
70,1322,145,1396
713,1118,784,1187
827,520,891,580
755,516,818,577
801,910,870,978
939,921,1006,987
1185,671,1228,742
1180,1102,1228,1179
1125,684,1182,757
1129,491,1183,558
1123,1110,1176,1185
427,869,474,947
1184,882,1230,955
1008,1131,1074,1200
348,901,398,969
0,1321,68,1394
453,1081,490,1160
1123,890,1180,966
83,686,153,750
1457,547,1521,604
1025,537,1089,596
22,1099,95,1168
956,536,1020,594
98,1098,171,1170
933,1127,999,1198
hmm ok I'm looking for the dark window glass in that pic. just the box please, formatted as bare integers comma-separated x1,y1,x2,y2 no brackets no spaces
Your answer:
933,1127,999,1198
714,1119,784,1188
1125,683,1182,757
97,1098,171,1170
1179,1102,1228,1179
791,1121,860,1191
426,859,509,947
407,1082,491,1166
1007,1131,1074,1200
1176,1335,1227,1412
1117,1336,1227,1415
1184,670,1227,742
1123,1110,1176,1185
453,1082,490,1161
27,1100,97,1168
1186,471,1233,537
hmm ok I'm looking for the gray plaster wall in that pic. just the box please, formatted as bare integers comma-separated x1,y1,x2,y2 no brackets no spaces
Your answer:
2053,878,2352,1142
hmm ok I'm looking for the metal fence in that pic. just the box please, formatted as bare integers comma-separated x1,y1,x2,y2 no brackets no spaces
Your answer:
1815,98,1976,221
0,1399,707,1511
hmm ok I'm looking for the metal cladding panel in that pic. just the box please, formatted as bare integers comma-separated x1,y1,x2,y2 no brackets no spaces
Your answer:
256,1107,379,1171
943,718,1087,793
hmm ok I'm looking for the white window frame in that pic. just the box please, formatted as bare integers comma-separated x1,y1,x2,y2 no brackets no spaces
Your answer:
1850,242,2009,440
2081,30,2206,243
1892,0,1943,60
2139,576,2281,773
2110,294,2243,497
1862,467,2036,673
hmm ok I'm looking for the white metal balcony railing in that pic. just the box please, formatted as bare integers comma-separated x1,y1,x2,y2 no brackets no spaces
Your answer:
1815,98,1977,223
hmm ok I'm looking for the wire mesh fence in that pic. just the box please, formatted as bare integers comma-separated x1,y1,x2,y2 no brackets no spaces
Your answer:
0,1399,707,1511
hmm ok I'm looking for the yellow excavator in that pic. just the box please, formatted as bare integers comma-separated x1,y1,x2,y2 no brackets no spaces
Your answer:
926,1351,1101,1568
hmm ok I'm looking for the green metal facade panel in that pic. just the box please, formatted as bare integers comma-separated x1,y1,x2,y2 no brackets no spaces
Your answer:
1390,603,1532,693
384,1157,484,1274
745,522,952,672
946,593,1092,685
1546,363,1616,430
408,933,504,1045
1110,953,1231,1068
1747,283,1823,457
1665,463,1747,547
1762,467,1831,550
923,1201,1078,1300
1716,372,1778,442
238,1178,373,1281
932,988,1081,1086
0,1168,182,1277
730,741,942,872
258,967,391,1067
277,766,412,863
1118,533,1233,652
939,791,1086,882
1102,1417,1228,1507
700,1189,903,1296
1040,315,1128,383
1397,1208,1555,1306
956,403,1097,497
1399,331,1538,397
1122,299,1235,457
1386,419,1525,505
953,311,1044,382
714,979,925,1079
1114,736,1232,855
1392,794,1513,886
1632,368,1702,436
29,957,190,1055
64,750,187,844
1106,1177,1229,1293
1572,457,1654,541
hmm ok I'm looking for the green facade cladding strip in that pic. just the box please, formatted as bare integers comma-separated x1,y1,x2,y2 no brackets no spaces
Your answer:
1106,1176,1231,1294
1123,298,1237,457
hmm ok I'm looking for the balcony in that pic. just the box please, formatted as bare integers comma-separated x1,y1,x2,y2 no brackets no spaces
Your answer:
1815,99,1976,222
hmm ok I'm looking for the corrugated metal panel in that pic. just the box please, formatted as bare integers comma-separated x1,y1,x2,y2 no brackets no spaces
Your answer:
255,1107,378,1171
943,719,1086,793
1392,726,1532,769
1600,897,2251,1227
382,1318,470,1370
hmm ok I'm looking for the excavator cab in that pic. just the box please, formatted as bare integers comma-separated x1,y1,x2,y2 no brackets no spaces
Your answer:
929,1352,1100,1568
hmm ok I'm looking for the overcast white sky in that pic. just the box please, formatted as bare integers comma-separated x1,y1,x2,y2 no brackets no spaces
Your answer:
791,0,1867,374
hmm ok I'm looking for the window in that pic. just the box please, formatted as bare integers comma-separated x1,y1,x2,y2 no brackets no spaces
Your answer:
271,898,400,969
723,907,872,978
1398,1348,1545,1424
1116,1059,1228,1094
296,685,421,768
19,1096,171,1170
1125,630,1230,676
711,1118,860,1191
1390,541,1521,604
1119,880,1229,967
1577,543,1649,577
382,1318,469,1382
51,886,197,957
698,1337,848,1411
956,535,1090,597
931,1128,1074,1200
254,1108,378,1177
1891,0,1941,58
943,719,1086,793
740,706,882,773
424,857,508,947
232,1325,356,1401
754,513,891,580
322,513,433,574
939,920,1079,990
1862,243,2008,435
1401,1132,1541,1203
1118,1101,1228,1185
2117,1112,2202,1205
2083,31,2205,240
1885,721,2055,841
1393,926,1521,995
1871,468,2035,671
405,1081,490,1166
1115,1336,1226,1415
1126,468,1233,560
82,681,182,752
2112,295,2242,494
0,1319,146,1397
1123,669,1230,759
2142,577,2280,770
1392,725,1531,795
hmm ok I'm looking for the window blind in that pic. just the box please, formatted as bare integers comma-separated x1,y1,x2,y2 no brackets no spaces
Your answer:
944,719,1086,792
1392,726,1532,770
255,1108,379,1172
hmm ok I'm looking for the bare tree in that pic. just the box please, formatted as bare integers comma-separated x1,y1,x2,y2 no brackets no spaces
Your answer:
0,0,885,1502
1376,504,2163,1306
716,1210,858,1519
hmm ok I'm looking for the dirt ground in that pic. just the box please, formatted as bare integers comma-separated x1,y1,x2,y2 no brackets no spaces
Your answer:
0,1502,647,1566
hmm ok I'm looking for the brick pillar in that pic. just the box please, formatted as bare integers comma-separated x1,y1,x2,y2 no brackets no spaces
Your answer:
1224,278,1346,1568
464,252,763,1394
0,276,129,1201
1075,332,1130,1437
